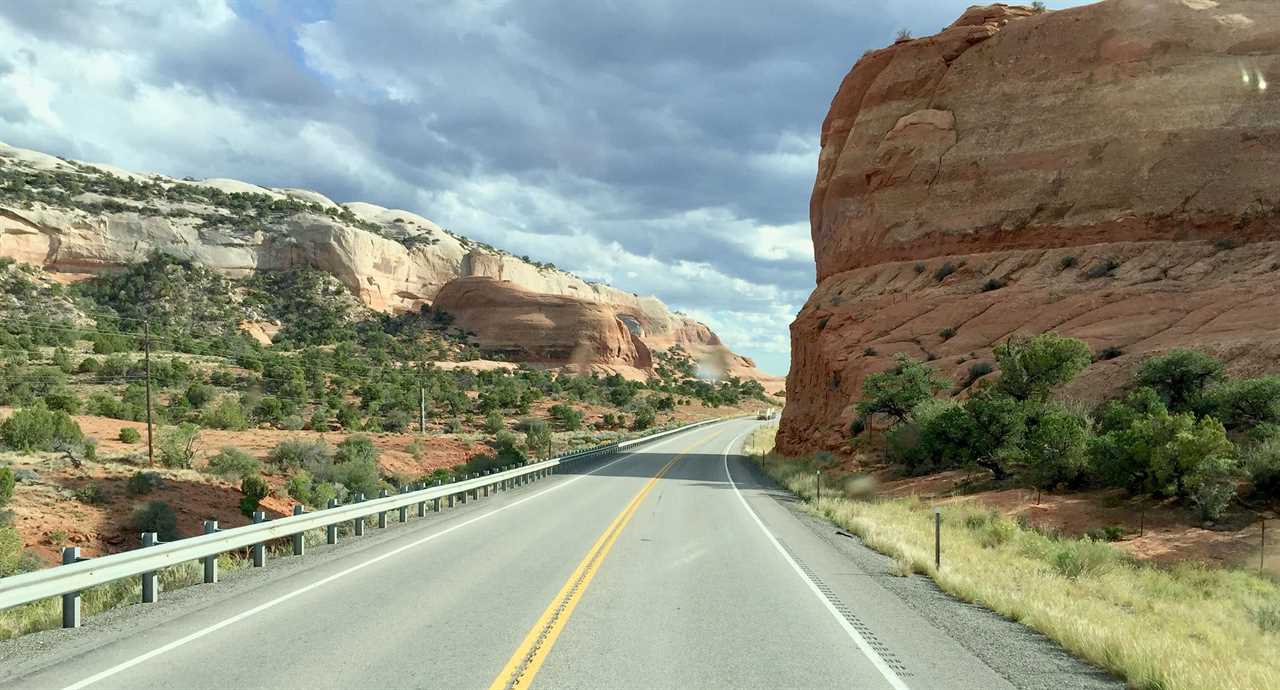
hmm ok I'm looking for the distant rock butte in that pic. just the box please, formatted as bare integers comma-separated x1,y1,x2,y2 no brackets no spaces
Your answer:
0,141,780,388
779,0,1280,455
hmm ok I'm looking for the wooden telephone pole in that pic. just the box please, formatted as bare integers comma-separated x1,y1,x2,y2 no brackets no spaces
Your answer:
144,321,154,466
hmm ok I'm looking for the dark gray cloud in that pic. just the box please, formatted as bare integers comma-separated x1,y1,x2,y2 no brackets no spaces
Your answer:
0,0,1084,375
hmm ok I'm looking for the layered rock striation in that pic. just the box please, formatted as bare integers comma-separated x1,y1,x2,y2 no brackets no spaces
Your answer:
779,0,1280,455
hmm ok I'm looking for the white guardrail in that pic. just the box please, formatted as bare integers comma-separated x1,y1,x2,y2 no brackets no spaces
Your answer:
0,416,732,627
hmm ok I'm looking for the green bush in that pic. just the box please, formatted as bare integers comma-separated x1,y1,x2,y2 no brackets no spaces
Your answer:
631,406,656,430
267,438,331,471
549,403,583,431
239,476,269,517
483,410,505,434
206,446,260,480
1023,404,1090,489
126,471,162,496
287,470,314,505
73,483,106,505
1185,454,1238,521
993,333,1091,402
0,466,14,508
118,427,141,443
0,406,83,452
855,354,946,425
1135,349,1224,412
336,435,377,465
1244,438,1280,499
0,525,22,577
1207,376,1280,430
184,382,215,408
1090,409,1235,498
202,398,249,430
131,501,179,541
156,423,200,468
524,419,552,456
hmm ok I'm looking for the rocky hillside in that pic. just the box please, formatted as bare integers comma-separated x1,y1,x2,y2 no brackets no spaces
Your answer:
778,0,1280,454
0,141,775,385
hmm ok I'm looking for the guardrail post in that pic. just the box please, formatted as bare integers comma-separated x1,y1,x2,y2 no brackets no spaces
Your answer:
483,473,490,497
61,547,82,628
203,520,219,583
378,489,390,528
140,532,158,604
354,494,366,536
416,483,427,517
326,499,339,544
292,504,306,556
252,511,267,567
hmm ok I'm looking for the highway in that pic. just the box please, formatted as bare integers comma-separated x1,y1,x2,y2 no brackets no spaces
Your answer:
0,418,1117,689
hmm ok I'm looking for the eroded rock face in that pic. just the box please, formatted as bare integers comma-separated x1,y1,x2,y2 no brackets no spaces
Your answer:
779,0,1280,455
433,277,654,378
0,141,776,383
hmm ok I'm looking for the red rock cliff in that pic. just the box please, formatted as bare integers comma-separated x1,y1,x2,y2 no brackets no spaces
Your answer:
778,0,1280,455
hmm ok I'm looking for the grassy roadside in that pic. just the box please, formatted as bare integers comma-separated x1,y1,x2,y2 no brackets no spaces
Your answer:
745,425,1280,690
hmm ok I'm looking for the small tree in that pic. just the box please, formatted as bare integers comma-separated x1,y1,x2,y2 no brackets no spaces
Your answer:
1207,376,1280,429
549,404,584,431
1135,349,1225,412
632,406,657,430
993,332,1091,402
1023,405,1090,488
483,410,505,434
239,475,270,517
524,419,552,456
855,354,946,426
0,406,83,452
157,423,200,468
118,427,141,443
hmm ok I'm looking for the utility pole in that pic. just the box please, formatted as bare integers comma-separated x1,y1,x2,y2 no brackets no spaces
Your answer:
419,387,427,434
144,320,153,466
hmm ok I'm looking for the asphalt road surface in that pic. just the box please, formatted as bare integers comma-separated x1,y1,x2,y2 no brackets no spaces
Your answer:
0,418,1119,689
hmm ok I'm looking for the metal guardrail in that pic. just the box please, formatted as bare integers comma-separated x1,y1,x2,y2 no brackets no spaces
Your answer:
0,416,732,626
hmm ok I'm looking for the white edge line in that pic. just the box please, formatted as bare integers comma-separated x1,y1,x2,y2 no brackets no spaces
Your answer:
721,428,911,690
60,429,703,690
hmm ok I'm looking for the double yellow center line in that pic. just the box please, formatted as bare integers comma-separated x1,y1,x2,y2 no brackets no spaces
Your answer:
489,429,726,690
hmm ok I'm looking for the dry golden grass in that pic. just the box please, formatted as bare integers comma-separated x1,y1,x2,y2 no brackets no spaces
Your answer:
748,424,1280,690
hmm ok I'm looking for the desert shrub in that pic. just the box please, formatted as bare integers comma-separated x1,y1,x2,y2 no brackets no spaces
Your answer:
308,406,333,431
280,415,305,431
0,466,14,508
184,382,215,408
963,362,994,387
855,354,946,425
1243,438,1280,499
44,389,81,414
863,347,878,357
549,403,583,431
981,278,1005,292
118,427,141,443
202,398,249,430
380,409,411,432
913,262,926,274
1096,346,1124,361
126,470,162,496
0,526,24,577
73,483,106,505
1185,454,1239,521
524,419,552,455
1090,409,1235,498
1206,376,1280,430
599,412,621,429
1084,257,1119,279
1051,538,1125,578
156,423,199,468
287,470,315,505
933,262,956,282
239,476,269,517
0,406,83,452
1023,404,1090,489
76,357,101,374
993,332,1091,402
131,501,178,541
267,439,332,471
1085,525,1126,542
938,327,957,341
631,406,657,430
206,446,260,480
483,410,505,434
336,435,377,465
325,458,380,498
209,369,236,386
1135,349,1224,412
1057,255,1077,270
311,481,338,508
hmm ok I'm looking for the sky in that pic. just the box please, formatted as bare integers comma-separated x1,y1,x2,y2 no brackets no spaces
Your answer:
0,0,1082,376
